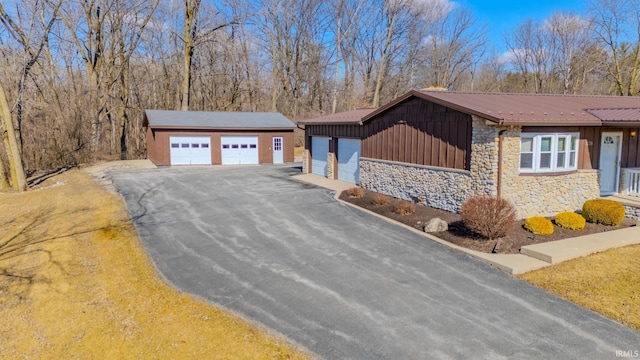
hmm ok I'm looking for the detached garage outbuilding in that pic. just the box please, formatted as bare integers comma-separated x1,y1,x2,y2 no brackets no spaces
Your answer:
144,110,296,166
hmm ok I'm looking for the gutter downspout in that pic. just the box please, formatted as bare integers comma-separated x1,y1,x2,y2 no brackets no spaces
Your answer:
497,129,506,198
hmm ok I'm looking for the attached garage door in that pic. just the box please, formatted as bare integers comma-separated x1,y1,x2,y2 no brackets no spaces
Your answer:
221,136,259,165
311,137,329,176
170,136,211,165
337,139,360,184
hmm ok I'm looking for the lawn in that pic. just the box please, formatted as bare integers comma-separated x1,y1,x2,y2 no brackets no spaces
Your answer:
0,169,308,359
520,245,640,331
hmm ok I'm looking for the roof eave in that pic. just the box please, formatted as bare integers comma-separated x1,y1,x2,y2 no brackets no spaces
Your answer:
148,125,296,130
300,121,361,126
601,121,640,127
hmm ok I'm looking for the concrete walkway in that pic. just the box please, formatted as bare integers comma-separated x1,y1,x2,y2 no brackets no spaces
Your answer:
293,173,640,274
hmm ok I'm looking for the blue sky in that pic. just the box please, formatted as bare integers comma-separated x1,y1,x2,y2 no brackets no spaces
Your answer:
462,0,587,51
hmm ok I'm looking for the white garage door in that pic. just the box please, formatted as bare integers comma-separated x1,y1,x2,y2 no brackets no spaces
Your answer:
311,137,329,176
221,136,259,165
338,138,360,184
170,136,211,165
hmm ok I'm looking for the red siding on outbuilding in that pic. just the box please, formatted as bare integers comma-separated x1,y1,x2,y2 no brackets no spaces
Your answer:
146,128,294,166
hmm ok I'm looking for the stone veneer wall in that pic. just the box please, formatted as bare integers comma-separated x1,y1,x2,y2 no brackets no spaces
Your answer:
327,152,336,180
359,159,473,212
499,127,600,219
624,205,640,219
359,115,604,218
302,149,310,174
358,117,499,213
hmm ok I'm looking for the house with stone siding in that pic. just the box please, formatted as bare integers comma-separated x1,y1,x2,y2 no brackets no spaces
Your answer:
300,90,640,219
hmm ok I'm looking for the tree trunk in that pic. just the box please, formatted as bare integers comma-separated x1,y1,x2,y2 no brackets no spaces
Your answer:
0,81,27,191
180,0,201,111
0,156,9,190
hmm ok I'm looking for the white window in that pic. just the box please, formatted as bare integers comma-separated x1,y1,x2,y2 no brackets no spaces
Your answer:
520,133,579,173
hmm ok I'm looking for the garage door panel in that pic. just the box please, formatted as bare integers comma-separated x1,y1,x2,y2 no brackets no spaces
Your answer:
221,136,259,165
311,137,329,176
170,136,211,165
338,139,360,184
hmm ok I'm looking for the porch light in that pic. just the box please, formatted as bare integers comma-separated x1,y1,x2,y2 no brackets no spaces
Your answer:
631,130,637,137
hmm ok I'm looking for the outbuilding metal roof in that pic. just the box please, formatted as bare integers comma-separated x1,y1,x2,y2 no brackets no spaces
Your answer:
298,108,377,125
362,90,640,126
144,110,296,129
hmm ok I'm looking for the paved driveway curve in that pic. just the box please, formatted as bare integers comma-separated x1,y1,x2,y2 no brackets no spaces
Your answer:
112,165,640,359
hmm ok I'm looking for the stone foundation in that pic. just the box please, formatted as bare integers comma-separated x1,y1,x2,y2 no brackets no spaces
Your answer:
302,149,310,174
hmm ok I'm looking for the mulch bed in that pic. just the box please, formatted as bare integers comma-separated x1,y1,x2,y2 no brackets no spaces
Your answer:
339,190,637,254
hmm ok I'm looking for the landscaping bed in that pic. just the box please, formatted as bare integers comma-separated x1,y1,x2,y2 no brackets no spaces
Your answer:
339,189,637,254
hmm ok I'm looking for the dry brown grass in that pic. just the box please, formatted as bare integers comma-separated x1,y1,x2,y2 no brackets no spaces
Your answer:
393,200,417,215
519,245,640,330
371,193,390,206
0,170,308,359
294,146,304,157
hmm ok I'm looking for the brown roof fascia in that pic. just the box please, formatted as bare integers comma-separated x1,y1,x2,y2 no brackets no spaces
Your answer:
148,125,295,131
361,90,503,124
300,120,362,125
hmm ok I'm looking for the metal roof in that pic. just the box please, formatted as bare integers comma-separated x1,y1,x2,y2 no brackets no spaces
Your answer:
144,110,296,129
362,90,640,126
586,108,640,123
298,108,377,125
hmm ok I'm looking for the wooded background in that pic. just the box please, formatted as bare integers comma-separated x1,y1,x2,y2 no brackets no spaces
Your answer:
1,0,639,178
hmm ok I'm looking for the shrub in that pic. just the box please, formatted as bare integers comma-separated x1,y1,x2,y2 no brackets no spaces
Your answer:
346,187,365,198
582,199,625,226
393,200,417,215
524,216,554,236
460,196,517,240
555,212,586,230
371,193,390,206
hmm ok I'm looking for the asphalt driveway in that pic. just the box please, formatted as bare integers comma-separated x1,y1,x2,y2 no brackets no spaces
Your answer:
112,165,640,359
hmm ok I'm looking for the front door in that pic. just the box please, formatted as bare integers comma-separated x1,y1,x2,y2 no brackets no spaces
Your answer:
273,137,283,164
599,132,622,195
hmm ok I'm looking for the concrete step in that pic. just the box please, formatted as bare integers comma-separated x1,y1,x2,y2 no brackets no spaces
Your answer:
470,253,551,275
520,226,640,264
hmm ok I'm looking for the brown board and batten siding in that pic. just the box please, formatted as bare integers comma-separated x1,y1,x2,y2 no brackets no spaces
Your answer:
361,97,472,171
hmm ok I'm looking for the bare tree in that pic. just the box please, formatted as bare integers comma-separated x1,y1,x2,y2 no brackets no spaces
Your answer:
588,0,640,96
504,18,553,93
0,80,26,190
0,0,61,152
545,12,592,94
179,0,201,111
419,3,488,89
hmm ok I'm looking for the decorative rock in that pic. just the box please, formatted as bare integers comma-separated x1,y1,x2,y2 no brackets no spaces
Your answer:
424,218,448,232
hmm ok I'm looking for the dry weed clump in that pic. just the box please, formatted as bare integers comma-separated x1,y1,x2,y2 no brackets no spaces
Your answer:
371,193,390,206
346,187,366,198
393,200,417,215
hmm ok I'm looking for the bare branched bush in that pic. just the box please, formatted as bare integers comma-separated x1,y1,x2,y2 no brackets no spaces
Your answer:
460,196,517,240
